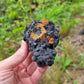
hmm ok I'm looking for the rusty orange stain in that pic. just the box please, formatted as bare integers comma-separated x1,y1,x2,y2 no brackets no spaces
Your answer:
47,35,51,40
49,38,54,44
30,23,47,40
36,23,46,36
30,32,39,40
42,19,48,25
40,33,46,41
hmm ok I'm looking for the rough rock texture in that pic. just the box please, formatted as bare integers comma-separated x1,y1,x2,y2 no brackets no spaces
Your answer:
23,19,59,67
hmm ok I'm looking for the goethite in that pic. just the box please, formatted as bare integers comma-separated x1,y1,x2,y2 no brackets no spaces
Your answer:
23,19,60,67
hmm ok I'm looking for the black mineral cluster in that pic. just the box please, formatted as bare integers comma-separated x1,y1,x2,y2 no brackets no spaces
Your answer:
23,20,59,67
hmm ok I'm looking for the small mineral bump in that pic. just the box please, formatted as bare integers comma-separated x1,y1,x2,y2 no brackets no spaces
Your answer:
32,56,37,61
52,51,57,56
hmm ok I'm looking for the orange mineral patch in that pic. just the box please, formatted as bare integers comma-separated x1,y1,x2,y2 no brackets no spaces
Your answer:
49,38,54,44
42,19,49,25
30,32,39,40
30,23,47,40
47,35,51,40
36,23,47,39
40,33,46,41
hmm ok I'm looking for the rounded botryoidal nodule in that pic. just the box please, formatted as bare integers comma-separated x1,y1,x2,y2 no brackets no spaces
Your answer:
32,56,37,61
52,50,57,56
